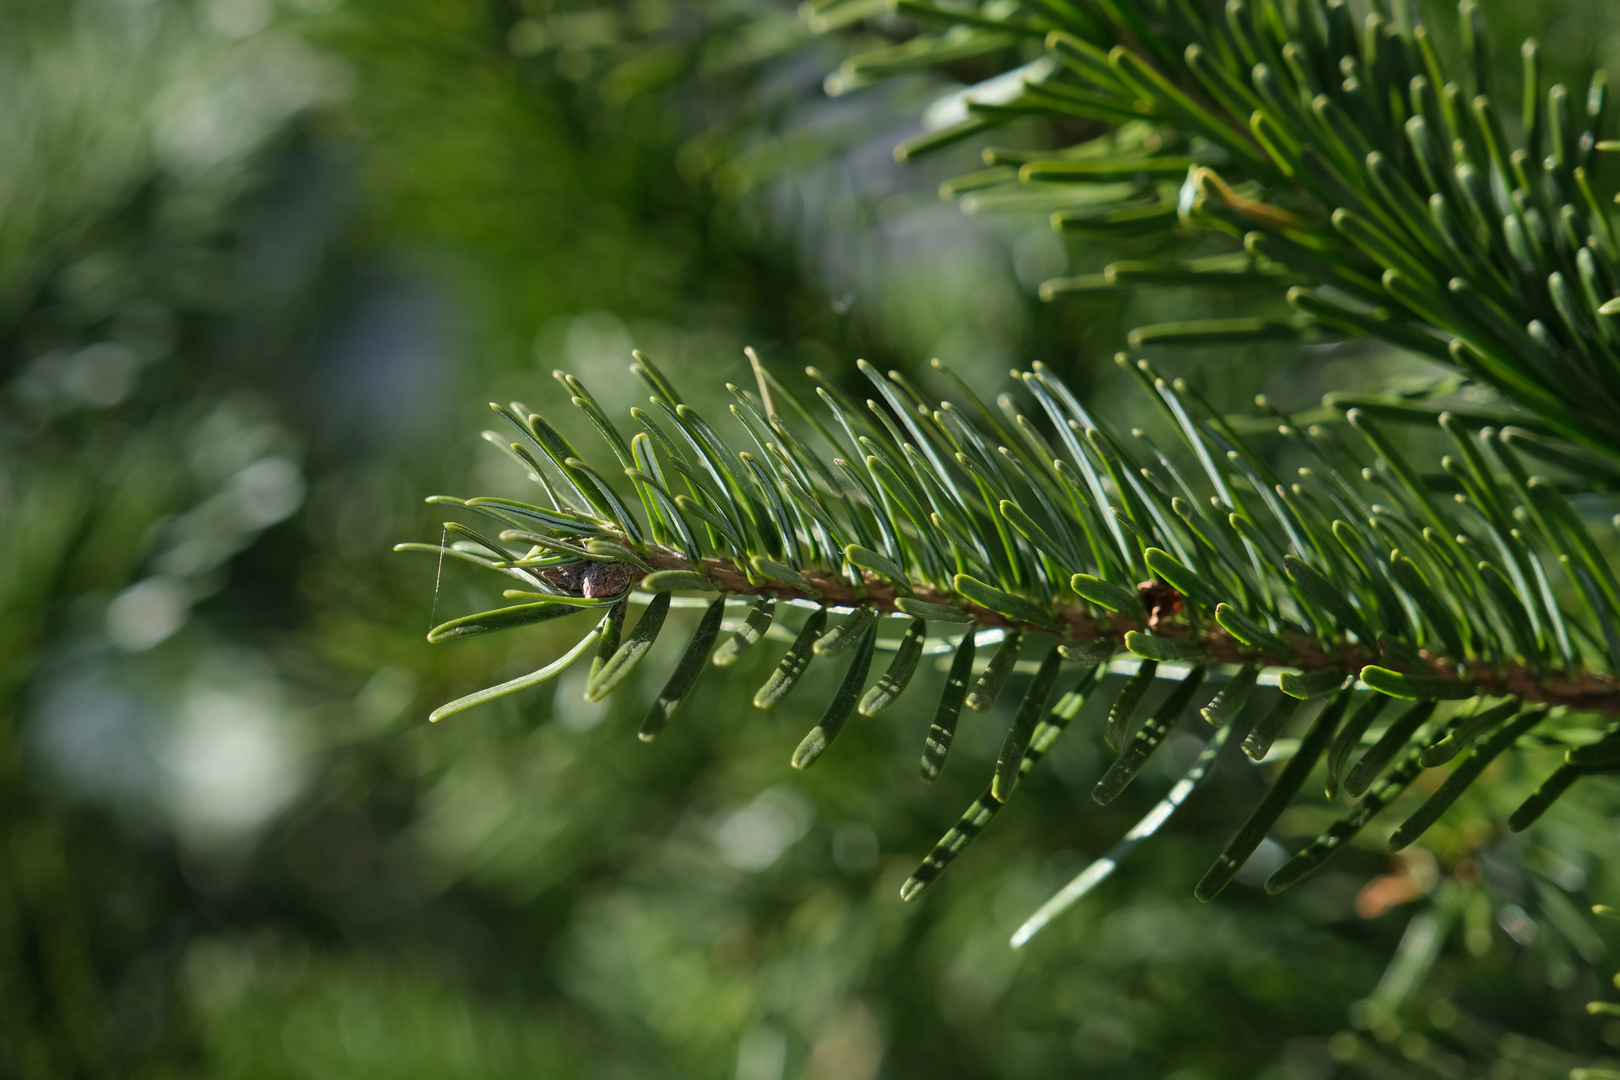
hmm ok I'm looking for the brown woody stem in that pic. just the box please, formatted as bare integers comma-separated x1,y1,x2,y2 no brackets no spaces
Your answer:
641,547,1620,716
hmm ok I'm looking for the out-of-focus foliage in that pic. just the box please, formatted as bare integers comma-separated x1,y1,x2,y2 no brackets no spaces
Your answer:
6,1,1620,1078
0,1,344,1070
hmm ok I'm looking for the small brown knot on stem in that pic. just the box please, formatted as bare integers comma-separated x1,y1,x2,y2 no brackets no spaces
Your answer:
536,542,639,599
1137,579,1183,631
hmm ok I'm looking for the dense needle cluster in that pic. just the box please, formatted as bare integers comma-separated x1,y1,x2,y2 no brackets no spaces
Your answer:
833,0,1620,461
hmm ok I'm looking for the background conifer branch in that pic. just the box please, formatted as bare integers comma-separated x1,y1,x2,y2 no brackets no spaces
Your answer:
809,0,1620,462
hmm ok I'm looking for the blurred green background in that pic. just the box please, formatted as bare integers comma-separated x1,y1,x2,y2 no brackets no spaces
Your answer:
7,1,1620,1077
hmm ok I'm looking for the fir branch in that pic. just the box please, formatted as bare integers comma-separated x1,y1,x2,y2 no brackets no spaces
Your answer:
406,349,1620,928
419,352,1620,714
